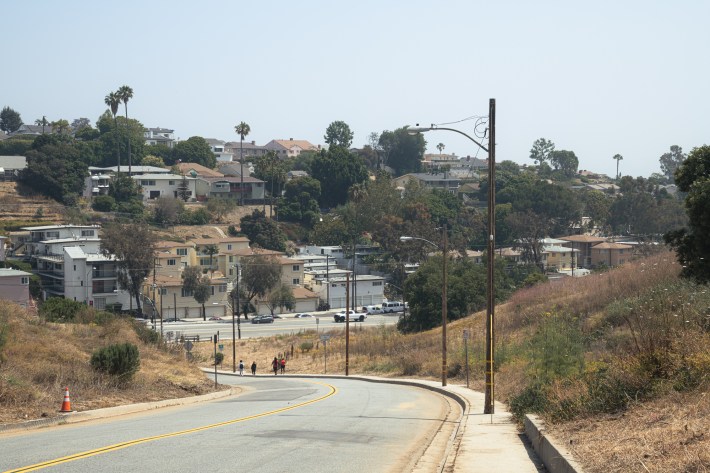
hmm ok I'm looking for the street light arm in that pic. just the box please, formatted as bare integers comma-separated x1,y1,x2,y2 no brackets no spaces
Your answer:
399,235,440,250
405,125,488,153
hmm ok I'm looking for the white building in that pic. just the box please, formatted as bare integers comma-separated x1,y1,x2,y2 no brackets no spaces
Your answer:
132,173,198,201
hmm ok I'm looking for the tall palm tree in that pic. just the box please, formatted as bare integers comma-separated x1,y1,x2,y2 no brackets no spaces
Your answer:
437,142,445,155
234,121,251,206
117,85,134,174
613,154,623,180
34,116,49,134
104,92,122,173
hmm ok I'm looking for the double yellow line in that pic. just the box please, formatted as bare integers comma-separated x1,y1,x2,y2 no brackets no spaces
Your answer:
5,380,336,473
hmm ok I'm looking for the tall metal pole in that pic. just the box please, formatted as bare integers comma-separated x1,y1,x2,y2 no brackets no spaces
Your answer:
232,286,237,373
484,98,496,414
326,254,330,309
442,224,448,387
345,272,350,376
239,136,244,206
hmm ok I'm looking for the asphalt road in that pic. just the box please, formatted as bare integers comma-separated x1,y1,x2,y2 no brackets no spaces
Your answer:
0,377,452,473
155,314,401,341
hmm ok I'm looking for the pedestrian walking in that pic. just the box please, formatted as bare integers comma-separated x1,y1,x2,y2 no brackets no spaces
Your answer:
272,357,279,375
239,360,244,376
251,361,257,376
280,357,286,374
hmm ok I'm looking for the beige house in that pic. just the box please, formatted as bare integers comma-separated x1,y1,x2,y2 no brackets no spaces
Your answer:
542,246,578,271
591,242,634,268
559,235,607,268
0,268,31,308
264,139,319,158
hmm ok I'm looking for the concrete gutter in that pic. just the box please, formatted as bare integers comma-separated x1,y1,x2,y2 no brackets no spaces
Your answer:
525,414,585,473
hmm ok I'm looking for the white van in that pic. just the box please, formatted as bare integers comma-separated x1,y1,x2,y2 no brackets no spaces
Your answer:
381,301,405,313
363,305,383,314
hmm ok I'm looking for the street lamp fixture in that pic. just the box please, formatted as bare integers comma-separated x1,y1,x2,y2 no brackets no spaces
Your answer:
400,225,448,387
405,98,496,414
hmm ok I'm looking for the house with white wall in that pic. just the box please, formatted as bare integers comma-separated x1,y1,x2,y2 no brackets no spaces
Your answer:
0,268,31,308
133,173,198,201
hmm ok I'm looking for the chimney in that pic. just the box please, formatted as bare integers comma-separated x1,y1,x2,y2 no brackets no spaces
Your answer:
290,138,293,141
251,140,255,145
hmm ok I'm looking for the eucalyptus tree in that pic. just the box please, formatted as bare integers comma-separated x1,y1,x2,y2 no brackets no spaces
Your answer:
104,91,122,172
234,121,251,205
118,85,134,173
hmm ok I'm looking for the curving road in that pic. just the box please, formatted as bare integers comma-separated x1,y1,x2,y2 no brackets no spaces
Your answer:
0,376,458,473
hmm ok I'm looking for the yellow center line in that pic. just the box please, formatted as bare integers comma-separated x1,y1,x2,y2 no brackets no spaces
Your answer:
5,380,337,473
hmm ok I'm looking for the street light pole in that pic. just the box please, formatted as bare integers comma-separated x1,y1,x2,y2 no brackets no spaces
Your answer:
405,98,496,412
400,226,448,386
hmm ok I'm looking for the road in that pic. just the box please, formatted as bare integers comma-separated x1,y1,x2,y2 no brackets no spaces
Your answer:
0,376,457,473
154,314,401,341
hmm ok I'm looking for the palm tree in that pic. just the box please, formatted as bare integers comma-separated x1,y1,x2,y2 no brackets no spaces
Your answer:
613,154,623,180
117,85,134,174
104,92,122,173
437,142,445,156
34,116,49,134
234,121,251,206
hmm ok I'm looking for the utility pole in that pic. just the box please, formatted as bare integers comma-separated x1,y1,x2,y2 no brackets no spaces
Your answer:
442,224,448,387
325,254,330,309
484,98,496,415
345,272,350,376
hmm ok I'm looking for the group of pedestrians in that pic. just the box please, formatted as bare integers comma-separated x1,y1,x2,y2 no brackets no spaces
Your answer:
237,360,258,376
235,357,286,376
272,356,286,375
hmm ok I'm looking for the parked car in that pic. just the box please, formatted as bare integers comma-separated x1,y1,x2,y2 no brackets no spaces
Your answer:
333,311,366,323
251,315,275,324
208,316,223,321
294,313,313,318
363,305,383,315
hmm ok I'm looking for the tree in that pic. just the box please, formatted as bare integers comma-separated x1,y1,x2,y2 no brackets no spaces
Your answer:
172,136,216,168
398,256,486,333
612,154,623,180
70,117,91,135
117,85,134,173
549,150,579,178
278,176,321,225
311,146,368,208
253,151,287,216
659,145,686,182
235,121,251,205
239,209,287,251
665,145,710,282
20,135,88,204
100,223,157,316
240,255,282,317
437,142,445,155
207,197,236,223
104,92,122,172
141,155,165,168
153,197,183,226
529,138,555,165
0,106,22,133
181,266,211,320
324,120,354,148
177,174,191,202
202,244,219,274
379,127,426,176
35,116,50,134
266,284,295,315
50,119,70,135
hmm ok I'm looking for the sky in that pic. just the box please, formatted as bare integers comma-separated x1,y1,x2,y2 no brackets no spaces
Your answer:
2,0,709,178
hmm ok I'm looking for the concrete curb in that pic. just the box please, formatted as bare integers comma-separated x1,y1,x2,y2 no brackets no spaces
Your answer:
524,414,585,473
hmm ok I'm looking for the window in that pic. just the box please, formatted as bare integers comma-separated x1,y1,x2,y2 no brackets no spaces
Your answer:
227,244,232,250
167,259,176,266
160,288,167,295
293,278,300,285
292,265,300,271
169,180,175,185
46,231,60,239
181,288,193,297
141,180,156,186
372,281,382,286
229,256,234,262
199,257,211,266
81,230,94,237
21,277,29,285
177,248,187,256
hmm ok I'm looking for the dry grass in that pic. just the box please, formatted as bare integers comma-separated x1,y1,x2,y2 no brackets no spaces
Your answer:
0,305,213,425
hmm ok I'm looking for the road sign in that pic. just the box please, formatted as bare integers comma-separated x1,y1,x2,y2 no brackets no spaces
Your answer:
218,344,224,351
184,340,194,352
320,335,331,341
463,329,470,340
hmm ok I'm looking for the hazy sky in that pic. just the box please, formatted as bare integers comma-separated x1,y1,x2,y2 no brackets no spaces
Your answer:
3,1,708,178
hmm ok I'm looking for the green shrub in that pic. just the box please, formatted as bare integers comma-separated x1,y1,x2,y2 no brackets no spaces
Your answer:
509,382,550,421
134,322,159,345
299,341,314,353
92,195,116,212
39,298,85,322
0,315,8,365
214,352,224,365
90,343,140,380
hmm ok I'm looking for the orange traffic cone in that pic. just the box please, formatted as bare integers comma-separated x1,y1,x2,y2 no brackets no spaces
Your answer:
59,387,72,413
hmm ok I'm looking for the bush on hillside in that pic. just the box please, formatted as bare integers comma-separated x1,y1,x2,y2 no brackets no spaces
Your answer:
92,195,116,212
90,343,140,380
39,298,85,322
